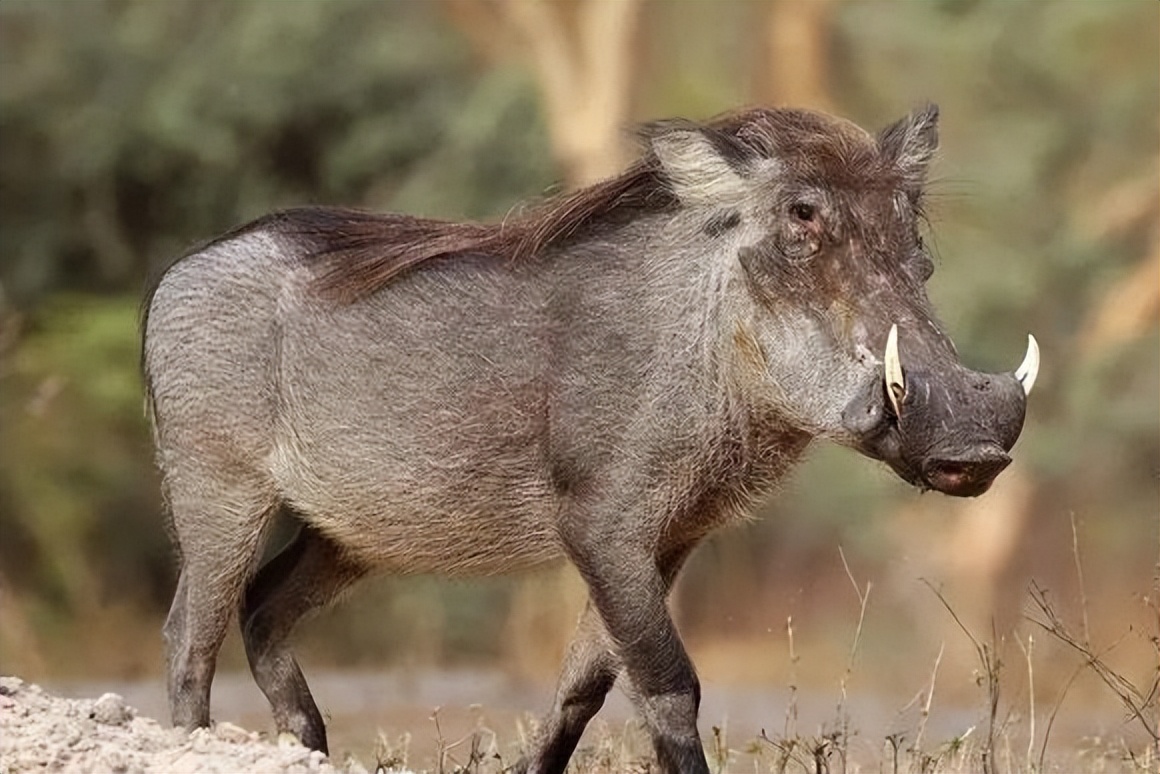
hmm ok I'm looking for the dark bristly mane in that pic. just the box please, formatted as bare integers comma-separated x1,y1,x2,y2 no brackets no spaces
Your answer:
289,158,674,303
277,107,876,303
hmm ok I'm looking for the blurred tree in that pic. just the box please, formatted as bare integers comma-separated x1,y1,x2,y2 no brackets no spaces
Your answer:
0,0,555,306
1075,164,1160,356
0,296,164,673
443,0,642,185
760,0,836,111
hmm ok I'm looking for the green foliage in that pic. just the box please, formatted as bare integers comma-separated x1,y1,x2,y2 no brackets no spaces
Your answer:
0,296,163,626
0,0,554,303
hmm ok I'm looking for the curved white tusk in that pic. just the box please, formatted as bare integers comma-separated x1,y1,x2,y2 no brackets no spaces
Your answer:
884,323,905,415
1014,333,1040,396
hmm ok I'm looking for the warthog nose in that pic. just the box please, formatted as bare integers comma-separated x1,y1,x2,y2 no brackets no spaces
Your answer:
923,447,1012,497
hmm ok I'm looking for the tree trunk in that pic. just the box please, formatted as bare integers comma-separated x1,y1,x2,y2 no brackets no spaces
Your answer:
443,0,642,187
761,0,836,110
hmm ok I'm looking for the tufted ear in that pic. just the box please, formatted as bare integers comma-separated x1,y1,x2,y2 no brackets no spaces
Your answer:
878,103,939,187
643,120,751,207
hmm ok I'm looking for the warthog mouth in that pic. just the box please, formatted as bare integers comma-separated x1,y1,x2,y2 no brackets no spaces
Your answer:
881,436,1012,497
843,326,1038,498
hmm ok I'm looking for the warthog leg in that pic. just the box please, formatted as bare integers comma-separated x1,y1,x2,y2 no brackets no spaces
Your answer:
616,547,706,774
520,541,696,774
163,472,276,735
516,603,621,774
540,511,706,774
240,519,366,753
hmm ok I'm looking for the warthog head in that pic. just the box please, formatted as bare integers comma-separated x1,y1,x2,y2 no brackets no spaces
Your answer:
649,104,1036,496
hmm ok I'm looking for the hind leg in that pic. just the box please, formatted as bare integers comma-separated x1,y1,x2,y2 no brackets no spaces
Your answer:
515,602,621,774
240,522,366,753
163,474,276,732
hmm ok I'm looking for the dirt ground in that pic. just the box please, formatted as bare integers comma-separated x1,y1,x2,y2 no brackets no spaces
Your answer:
0,676,390,774
3,671,1151,773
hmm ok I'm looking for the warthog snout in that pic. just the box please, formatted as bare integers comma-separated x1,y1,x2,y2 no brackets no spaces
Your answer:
843,328,1038,497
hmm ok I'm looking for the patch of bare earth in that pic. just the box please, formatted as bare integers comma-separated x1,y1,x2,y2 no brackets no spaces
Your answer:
0,675,384,774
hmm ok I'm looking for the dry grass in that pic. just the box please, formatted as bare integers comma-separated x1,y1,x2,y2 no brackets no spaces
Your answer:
370,709,1153,774
367,530,1159,774
367,590,1155,774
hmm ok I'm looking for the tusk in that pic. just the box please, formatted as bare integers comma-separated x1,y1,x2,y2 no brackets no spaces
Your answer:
1014,333,1039,396
884,323,905,415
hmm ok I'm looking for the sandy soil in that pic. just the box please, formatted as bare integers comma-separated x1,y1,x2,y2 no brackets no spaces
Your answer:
0,676,399,774
3,670,1145,773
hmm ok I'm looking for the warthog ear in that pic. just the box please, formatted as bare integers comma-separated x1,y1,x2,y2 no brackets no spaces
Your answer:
643,120,751,207
878,103,939,187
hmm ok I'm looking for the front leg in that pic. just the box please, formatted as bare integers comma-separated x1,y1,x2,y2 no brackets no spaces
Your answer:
561,513,709,774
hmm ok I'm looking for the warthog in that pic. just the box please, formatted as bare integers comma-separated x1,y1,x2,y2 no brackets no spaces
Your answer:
143,104,1038,774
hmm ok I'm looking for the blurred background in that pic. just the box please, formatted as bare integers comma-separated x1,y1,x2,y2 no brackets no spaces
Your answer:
1,0,1157,763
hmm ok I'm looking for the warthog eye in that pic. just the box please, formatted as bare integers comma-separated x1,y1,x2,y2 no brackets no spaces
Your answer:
789,202,817,222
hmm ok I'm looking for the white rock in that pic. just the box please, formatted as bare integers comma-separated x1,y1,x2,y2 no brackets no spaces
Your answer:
92,692,135,725
215,720,255,744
